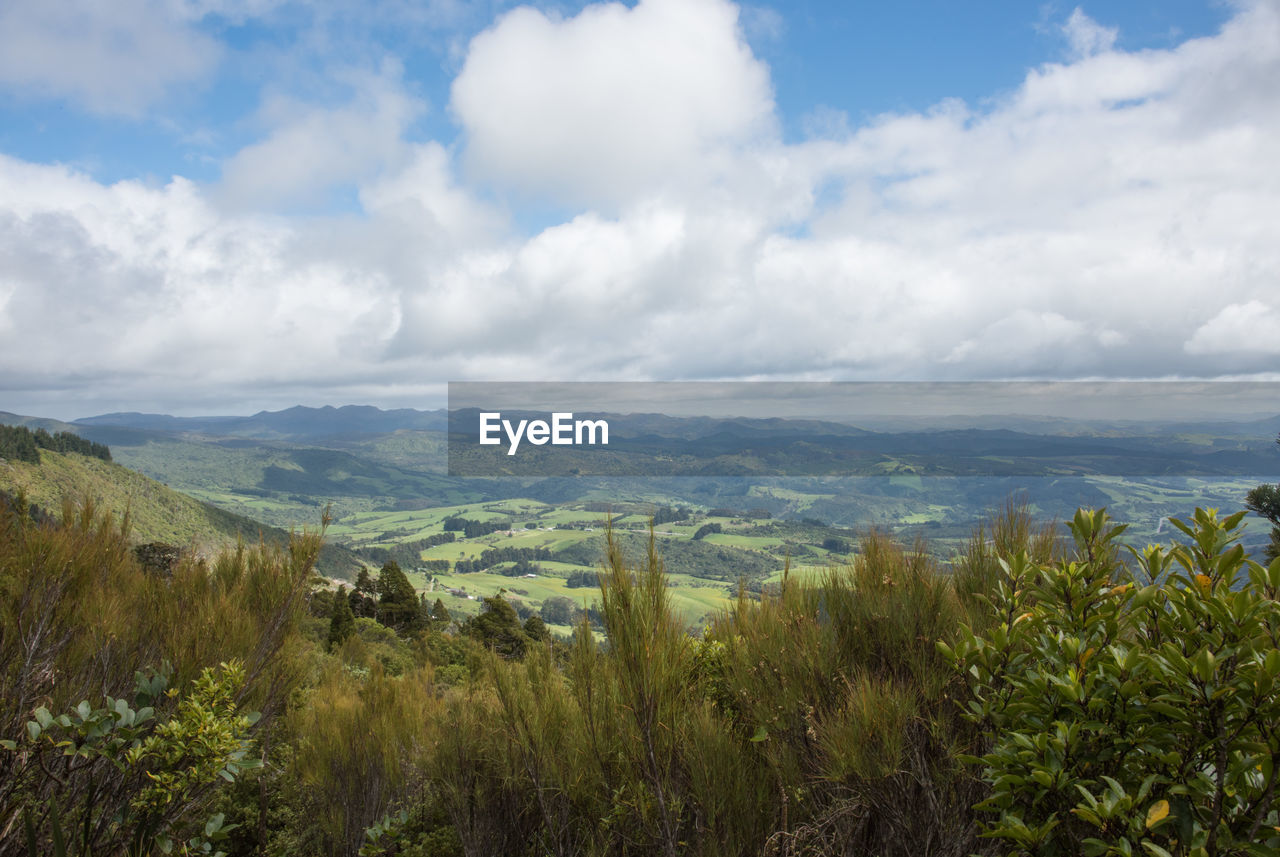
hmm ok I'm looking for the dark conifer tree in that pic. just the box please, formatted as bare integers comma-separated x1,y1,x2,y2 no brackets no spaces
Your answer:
523,614,551,644
377,561,422,634
327,585,355,650
350,567,378,618
463,595,528,659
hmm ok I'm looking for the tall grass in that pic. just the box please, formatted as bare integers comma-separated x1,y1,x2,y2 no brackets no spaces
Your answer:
0,493,321,857
951,496,1061,627
381,521,994,857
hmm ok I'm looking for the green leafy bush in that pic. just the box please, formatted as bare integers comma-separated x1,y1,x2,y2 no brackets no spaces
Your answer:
3,662,259,857
941,508,1280,857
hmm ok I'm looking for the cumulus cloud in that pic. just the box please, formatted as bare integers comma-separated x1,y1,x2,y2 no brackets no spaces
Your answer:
450,0,776,208
3,1,1280,414
1186,301,1280,355
0,156,403,405
0,0,222,115
358,141,508,248
217,64,425,211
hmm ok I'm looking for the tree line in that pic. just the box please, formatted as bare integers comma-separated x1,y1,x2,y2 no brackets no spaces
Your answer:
453,545,552,574
442,516,510,538
0,424,111,463
355,531,455,569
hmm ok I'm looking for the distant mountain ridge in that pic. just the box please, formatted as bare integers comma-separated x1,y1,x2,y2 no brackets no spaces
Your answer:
71,406,879,444
62,404,1280,444
75,404,449,439
8,403,1280,480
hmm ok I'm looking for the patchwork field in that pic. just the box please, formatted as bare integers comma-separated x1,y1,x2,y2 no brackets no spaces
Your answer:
322,497,861,629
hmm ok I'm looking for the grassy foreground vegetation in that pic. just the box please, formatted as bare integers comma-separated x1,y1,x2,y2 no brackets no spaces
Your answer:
2,489,1278,857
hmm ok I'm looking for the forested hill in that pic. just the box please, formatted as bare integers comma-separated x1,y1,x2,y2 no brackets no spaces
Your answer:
0,439,359,577
1,423,111,463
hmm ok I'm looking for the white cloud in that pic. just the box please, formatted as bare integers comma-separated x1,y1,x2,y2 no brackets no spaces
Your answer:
216,64,424,211
1062,7,1118,60
1186,301,1280,355
358,141,508,248
0,0,222,115
450,0,775,208
943,310,1129,375
0,156,402,398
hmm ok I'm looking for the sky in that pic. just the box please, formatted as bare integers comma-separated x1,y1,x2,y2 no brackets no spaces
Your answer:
1,0,1277,419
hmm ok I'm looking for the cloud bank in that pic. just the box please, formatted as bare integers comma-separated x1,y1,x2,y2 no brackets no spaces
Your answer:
1,0,1278,416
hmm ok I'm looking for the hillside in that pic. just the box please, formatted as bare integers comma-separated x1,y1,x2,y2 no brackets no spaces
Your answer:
0,447,359,577
0,410,81,433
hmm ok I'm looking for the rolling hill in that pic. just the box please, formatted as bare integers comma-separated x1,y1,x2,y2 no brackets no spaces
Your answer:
0,445,360,578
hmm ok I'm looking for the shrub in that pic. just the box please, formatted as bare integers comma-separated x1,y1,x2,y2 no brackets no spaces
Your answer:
0,494,322,857
2,662,260,857
941,507,1280,857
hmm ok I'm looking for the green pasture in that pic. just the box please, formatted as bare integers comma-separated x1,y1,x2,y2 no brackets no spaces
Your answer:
413,565,732,627
700,532,786,550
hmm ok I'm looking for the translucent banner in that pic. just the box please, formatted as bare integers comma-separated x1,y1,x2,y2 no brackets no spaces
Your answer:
446,381,1280,478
